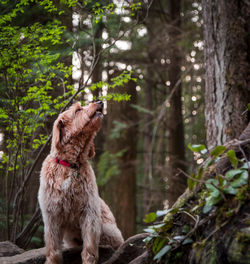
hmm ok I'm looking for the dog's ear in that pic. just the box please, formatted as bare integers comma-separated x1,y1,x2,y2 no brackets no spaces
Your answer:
88,141,95,159
51,119,64,153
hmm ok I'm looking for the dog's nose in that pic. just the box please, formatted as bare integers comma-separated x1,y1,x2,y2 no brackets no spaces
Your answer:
96,100,104,109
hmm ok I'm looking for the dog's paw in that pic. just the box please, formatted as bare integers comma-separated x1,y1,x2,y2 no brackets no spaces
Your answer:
81,250,98,264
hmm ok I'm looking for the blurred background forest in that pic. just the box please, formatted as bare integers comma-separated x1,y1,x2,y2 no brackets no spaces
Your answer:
0,0,249,251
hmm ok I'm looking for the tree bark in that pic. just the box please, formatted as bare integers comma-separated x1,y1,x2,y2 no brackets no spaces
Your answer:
166,0,186,207
202,0,250,148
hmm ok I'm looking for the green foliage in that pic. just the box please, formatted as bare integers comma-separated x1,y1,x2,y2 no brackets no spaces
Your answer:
97,149,126,186
210,145,226,157
144,142,249,262
188,144,249,214
227,149,238,169
129,2,142,17
144,212,157,223
144,209,174,224
109,120,128,140
90,70,136,102
202,160,248,213
0,4,73,173
92,2,115,24
0,0,137,175
188,143,207,154
143,207,190,262
0,0,138,242
153,244,171,261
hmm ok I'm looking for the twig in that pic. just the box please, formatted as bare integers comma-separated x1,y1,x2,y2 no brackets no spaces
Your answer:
177,168,207,184
177,168,227,202
179,210,197,223
204,220,229,242
172,215,200,251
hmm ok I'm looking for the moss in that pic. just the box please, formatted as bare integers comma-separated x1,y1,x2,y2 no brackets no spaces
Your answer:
245,218,250,226
192,239,206,262
174,191,193,209
215,203,229,224
192,238,223,264
236,229,250,249
215,201,238,225
236,185,249,202
206,238,218,264
228,228,250,264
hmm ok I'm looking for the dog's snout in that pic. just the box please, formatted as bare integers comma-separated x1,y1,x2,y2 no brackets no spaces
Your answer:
96,101,104,109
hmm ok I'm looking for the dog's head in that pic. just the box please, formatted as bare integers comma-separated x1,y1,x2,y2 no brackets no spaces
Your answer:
51,101,104,158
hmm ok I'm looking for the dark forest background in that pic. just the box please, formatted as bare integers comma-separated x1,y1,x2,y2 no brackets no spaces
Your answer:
0,0,249,253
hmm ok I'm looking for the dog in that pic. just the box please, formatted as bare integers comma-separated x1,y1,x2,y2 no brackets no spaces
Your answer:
38,101,124,264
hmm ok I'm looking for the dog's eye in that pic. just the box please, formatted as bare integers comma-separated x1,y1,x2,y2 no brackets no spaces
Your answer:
75,108,82,113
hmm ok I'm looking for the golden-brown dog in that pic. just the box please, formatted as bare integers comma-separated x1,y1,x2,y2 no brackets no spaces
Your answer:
38,101,124,264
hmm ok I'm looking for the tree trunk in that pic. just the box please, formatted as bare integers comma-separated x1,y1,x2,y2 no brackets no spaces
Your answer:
92,22,103,99
103,75,137,239
92,22,105,167
142,4,156,215
166,0,186,207
202,0,250,148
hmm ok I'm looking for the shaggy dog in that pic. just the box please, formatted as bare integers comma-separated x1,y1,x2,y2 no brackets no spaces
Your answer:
38,101,124,264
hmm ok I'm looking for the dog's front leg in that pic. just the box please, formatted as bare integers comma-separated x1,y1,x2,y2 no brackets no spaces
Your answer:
80,210,101,264
44,218,63,264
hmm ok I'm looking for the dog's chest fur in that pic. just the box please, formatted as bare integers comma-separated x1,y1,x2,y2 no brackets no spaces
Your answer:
39,155,99,224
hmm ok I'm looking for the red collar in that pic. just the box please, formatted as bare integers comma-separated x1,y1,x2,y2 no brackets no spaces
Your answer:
56,158,78,169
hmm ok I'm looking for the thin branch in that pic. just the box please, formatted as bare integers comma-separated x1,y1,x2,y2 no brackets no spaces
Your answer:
177,168,206,184
179,210,197,223
204,219,229,242
172,215,199,251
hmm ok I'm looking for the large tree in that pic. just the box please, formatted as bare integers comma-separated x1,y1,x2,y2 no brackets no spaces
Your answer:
166,0,186,206
102,74,138,239
202,0,250,148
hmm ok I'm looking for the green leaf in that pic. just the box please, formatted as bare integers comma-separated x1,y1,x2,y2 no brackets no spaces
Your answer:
224,186,238,195
203,204,213,214
188,143,207,153
203,194,222,214
230,171,248,188
240,162,250,169
153,237,167,254
182,238,193,245
156,208,174,218
143,236,154,244
227,150,238,169
210,145,226,157
173,235,185,241
197,167,204,180
153,245,171,261
144,212,157,223
151,223,166,229
225,169,243,180
187,174,197,191
143,227,155,234
205,179,219,194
